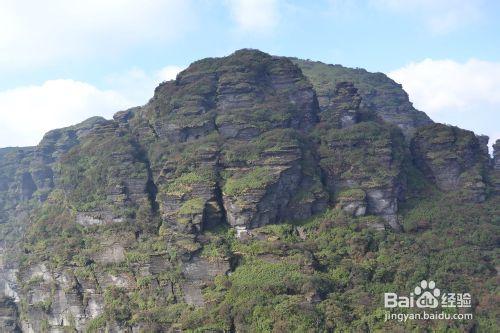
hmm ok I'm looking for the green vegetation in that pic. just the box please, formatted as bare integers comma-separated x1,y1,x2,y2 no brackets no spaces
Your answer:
221,128,302,166
223,166,277,196
179,197,206,215
412,123,487,171
162,169,215,197
337,188,366,201
104,287,132,323
316,122,406,189
86,314,107,332
56,125,149,214
177,193,499,332
292,58,432,132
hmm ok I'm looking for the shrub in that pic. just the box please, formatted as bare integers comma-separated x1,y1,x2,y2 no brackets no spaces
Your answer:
223,167,276,196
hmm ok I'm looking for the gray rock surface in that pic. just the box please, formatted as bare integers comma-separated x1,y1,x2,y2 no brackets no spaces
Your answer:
292,58,433,138
181,256,230,306
411,124,489,202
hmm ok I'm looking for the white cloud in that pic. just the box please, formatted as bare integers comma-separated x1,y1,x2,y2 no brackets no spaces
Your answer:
157,66,184,82
227,0,280,33
389,59,500,114
388,58,500,149
0,0,195,70
371,0,483,34
0,80,129,147
104,65,183,103
0,65,184,148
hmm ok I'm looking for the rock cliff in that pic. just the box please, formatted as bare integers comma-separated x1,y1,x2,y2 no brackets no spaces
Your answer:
0,49,497,332
292,58,433,138
492,139,500,193
411,124,489,202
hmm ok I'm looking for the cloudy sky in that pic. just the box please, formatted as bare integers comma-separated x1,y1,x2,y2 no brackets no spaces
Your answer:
1,0,499,149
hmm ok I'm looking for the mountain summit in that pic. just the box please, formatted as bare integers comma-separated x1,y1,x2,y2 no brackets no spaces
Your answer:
0,49,498,332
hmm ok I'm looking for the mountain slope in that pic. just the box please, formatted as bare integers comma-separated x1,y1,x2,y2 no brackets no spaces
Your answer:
0,49,497,332
292,58,433,138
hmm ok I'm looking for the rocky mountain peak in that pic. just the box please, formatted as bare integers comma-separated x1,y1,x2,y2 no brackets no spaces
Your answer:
142,48,318,144
0,49,497,332
292,58,433,138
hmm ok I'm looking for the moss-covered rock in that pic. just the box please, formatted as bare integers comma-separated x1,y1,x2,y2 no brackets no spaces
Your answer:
316,121,407,227
292,58,433,138
411,123,489,202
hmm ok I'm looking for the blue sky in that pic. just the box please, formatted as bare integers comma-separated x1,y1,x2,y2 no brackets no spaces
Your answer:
1,0,499,149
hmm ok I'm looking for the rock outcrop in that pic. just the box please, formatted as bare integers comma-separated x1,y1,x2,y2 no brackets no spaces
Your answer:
0,297,20,332
181,256,230,306
411,124,489,202
56,119,154,225
492,139,500,193
0,117,108,225
125,49,326,234
316,122,406,229
494,139,500,170
318,81,361,128
292,58,433,138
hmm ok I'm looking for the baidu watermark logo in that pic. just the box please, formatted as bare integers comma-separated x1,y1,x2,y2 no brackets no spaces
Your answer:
383,280,473,322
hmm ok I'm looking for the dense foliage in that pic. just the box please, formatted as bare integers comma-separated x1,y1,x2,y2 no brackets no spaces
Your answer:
15,183,499,332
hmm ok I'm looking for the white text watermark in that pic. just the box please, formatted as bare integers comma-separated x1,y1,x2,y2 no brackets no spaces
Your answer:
382,280,473,321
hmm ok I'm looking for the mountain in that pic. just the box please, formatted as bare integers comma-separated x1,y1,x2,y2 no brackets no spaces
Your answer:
0,49,498,332
291,58,433,139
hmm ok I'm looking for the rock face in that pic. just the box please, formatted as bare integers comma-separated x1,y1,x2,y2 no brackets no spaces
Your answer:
494,140,500,170
0,117,108,225
31,117,109,201
316,122,406,229
336,188,367,217
0,147,35,223
318,81,361,128
126,49,326,234
17,262,135,332
0,49,496,332
0,297,20,332
411,124,489,202
292,58,433,138
493,139,500,193
56,119,154,225
476,135,490,157
181,256,230,306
